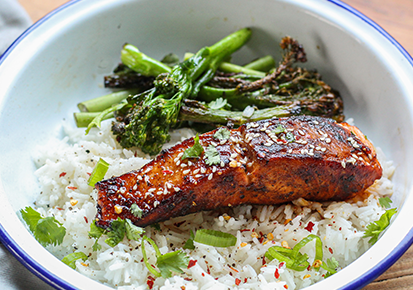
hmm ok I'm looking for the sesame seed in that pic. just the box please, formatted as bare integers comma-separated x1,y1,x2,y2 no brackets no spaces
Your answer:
200,167,206,174
193,168,200,174
195,174,202,178
341,160,346,168
208,173,213,180
174,187,180,192
175,160,181,166
298,130,305,136
325,138,331,144
229,160,237,167
220,161,225,167
177,152,184,158
137,176,143,181
133,184,138,190
183,169,190,175
231,153,238,159
148,188,156,193
153,201,160,207
211,141,218,147
180,163,187,168
188,161,193,166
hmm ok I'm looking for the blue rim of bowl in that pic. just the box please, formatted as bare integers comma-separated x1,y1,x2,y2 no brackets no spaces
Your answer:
0,0,412,289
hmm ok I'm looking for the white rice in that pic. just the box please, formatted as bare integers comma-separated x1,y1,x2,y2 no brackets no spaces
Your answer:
30,119,395,290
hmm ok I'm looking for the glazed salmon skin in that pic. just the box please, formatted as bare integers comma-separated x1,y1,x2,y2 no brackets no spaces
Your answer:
95,115,382,228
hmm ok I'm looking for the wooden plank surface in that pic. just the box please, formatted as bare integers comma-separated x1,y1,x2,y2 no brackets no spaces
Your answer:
16,0,413,289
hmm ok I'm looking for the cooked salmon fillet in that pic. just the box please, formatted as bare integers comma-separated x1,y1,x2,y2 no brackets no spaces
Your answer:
95,116,382,228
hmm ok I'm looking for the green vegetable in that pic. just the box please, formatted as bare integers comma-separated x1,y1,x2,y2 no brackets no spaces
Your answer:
105,28,252,155
75,31,344,153
88,218,144,251
204,145,221,165
121,44,172,77
265,234,323,271
183,230,195,250
194,229,237,247
363,208,397,245
141,235,189,278
208,97,230,110
213,127,230,140
62,252,88,269
130,203,143,218
87,158,110,186
181,133,204,160
20,206,66,247
321,257,339,278
379,196,393,209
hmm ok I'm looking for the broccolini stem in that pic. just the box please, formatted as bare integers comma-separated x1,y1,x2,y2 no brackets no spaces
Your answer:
74,112,112,127
179,103,295,126
243,55,276,72
77,89,139,112
121,44,172,76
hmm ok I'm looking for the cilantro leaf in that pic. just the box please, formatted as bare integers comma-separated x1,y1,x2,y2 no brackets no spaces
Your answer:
273,124,286,134
183,230,195,250
62,252,88,269
157,250,189,278
88,218,144,251
20,206,66,247
104,218,126,247
141,235,189,278
363,208,397,245
379,196,392,209
130,203,143,218
205,145,221,165
214,127,230,141
125,219,145,240
182,133,204,160
208,98,230,110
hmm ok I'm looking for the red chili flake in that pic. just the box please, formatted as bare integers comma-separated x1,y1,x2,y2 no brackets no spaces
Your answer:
329,247,333,254
147,276,155,289
187,259,197,269
56,207,64,211
207,266,211,274
307,265,311,271
304,221,315,232
339,227,342,231
279,262,285,269
84,216,89,223
87,172,91,176
235,278,241,286
67,186,77,190
162,169,174,174
59,172,67,177
180,286,186,290
259,237,264,243
274,268,280,279
284,284,289,289
202,273,205,277
240,229,251,232
244,278,248,283
262,257,266,265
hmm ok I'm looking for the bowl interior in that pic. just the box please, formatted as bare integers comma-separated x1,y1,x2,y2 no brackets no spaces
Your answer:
1,0,413,289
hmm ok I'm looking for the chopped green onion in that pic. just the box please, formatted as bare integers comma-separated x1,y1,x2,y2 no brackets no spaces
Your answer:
194,229,237,247
88,158,110,186
265,234,324,272
62,252,88,269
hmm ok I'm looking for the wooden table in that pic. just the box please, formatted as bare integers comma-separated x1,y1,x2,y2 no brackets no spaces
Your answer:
17,0,413,289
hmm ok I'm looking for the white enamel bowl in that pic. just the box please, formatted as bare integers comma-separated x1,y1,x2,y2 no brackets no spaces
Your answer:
1,0,413,289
